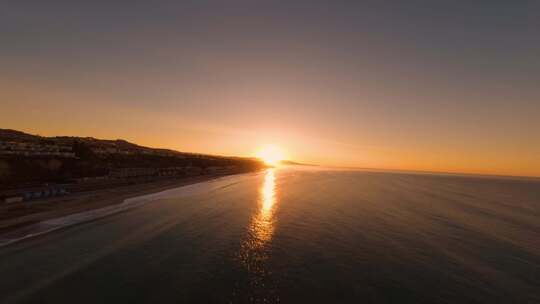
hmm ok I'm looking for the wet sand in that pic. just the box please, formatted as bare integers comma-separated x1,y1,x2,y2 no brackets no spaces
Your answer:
0,175,229,235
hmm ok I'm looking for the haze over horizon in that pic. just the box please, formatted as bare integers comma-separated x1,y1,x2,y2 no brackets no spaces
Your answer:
2,1,539,177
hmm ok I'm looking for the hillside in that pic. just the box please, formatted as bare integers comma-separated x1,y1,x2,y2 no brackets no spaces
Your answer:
0,129,264,189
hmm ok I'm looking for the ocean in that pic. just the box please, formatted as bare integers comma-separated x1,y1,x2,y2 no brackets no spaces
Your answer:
0,167,539,303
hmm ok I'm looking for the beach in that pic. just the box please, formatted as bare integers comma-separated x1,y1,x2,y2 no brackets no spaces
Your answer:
0,174,236,236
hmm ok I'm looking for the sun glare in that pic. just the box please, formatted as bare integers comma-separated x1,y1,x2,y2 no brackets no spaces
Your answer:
256,145,286,166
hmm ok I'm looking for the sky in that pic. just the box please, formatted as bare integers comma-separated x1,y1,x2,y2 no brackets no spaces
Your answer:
1,1,539,177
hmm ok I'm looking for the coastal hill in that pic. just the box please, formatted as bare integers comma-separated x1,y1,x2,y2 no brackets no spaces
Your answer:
279,160,318,166
0,129,265,190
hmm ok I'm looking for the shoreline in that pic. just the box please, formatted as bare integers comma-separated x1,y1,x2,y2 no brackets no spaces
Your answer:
0,173,243,246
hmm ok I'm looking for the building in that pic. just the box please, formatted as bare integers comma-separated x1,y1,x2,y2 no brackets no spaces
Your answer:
0,141,75,158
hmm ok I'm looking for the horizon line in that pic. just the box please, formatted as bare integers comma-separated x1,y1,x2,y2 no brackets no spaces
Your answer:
4,127,539,180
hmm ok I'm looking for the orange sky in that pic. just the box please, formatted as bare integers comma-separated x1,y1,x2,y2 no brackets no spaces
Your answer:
2,86,538,178
1,1,539,178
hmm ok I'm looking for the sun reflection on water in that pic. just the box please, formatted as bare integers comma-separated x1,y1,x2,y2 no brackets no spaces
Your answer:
234,168,279,301
238,168,278,269
251,168,277,246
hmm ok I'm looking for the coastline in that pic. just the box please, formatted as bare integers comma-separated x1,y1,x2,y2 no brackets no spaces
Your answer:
0,173,244,247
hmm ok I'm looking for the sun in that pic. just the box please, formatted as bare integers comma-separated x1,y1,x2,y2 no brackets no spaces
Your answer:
255,145,286,166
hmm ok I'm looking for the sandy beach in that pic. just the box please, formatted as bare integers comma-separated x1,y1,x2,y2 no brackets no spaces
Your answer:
0,175,230,235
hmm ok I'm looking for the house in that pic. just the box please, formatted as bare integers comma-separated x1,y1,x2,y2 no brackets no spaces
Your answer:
4,196,23,204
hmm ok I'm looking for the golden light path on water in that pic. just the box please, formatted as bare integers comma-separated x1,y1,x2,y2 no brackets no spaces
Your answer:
250,168,277,246
238,168,277,280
